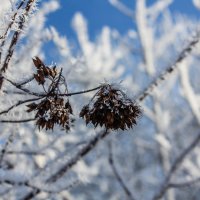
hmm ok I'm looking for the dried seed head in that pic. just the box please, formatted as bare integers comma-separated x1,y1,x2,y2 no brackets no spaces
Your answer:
80,84,142,130
27,97,74,131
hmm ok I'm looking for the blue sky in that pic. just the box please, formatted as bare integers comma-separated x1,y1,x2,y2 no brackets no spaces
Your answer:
46,0,200,41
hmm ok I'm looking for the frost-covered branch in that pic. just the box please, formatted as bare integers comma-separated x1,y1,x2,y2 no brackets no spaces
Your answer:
138,36,200,102
0,0,37,89
136,0,155,75
0,0,26,62
46,129,110,183
3,75,42,97
21,129,109,200
152,133,200,200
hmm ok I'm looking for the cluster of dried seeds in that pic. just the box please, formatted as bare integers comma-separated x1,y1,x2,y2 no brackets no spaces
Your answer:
27,97,73,131
27,57,74,131
80,84,141,130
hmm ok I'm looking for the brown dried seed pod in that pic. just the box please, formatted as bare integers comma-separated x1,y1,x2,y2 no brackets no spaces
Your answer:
49,67,57,78
32,57,59,86
80,84,142,130
79,105,89,118
26,103,38,112
32,57,45,69
27,97,74,131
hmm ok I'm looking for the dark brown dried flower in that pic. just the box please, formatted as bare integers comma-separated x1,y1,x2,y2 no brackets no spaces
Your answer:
80,84,141,130
27,97,74,131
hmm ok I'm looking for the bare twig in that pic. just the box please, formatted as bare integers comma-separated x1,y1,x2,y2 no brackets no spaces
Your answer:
168,177,200,188
138,37,200,102
20,130,110,200
0,133,14,167
0,0,36,89
60,85,102,97
108,141,136,200
4,76,43,97
152,133,200,200
46,129,110,183
0,118,35,123
0,97,42,115
3,150,45,156
2,90,28,95
16,76,35,87
0,0,26,62
2,86,102,97
0,178,80,195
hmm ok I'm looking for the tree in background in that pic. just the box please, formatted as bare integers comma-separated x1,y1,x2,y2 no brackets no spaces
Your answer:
0,0,200,199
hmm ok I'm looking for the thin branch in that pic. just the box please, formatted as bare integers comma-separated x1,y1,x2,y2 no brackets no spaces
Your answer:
20,189,40,200
4,76,43,97
2,90,28,95
20,129,109,200
16,76,34,87
3,151,45,156
168,177,200,188
0,0,36,89
0,133,14,167
108,141,136,200
0,178,80,195
60,85,102,97
46,129,109,183
138,37,200,102
0,97,42,116
152,133,200,200
0,118,35,123
3,81,102,97
0,0,26,62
